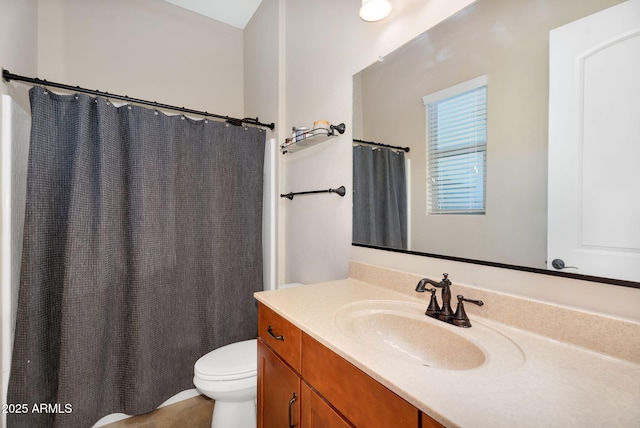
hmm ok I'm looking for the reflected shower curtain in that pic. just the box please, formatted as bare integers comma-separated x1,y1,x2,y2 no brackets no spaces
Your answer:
8,87,266,428
353,145,407,249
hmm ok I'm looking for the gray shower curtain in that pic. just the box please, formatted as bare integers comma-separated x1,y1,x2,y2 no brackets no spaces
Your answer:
353,145,407,249
8,87,266,428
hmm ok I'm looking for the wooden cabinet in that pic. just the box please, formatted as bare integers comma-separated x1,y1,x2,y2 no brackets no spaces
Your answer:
302,333,418,428
258,303,301,372
301,381,352,428
257,304,302,428
423,413,446,428
257,340,300,428
257,302,444,428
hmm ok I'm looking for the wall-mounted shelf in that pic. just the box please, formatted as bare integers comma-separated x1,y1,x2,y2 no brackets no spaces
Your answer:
280,123,346,154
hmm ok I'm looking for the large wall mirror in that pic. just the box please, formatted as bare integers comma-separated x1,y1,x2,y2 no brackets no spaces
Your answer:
352,0,640,286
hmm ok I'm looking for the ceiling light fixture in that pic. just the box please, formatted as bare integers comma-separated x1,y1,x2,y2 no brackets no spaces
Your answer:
359,0,392,22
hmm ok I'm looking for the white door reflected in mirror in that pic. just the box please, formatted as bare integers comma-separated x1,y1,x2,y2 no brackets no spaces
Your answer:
547,0,640,282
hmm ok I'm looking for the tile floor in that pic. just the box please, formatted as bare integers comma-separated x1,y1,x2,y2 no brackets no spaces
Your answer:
101,395,214,428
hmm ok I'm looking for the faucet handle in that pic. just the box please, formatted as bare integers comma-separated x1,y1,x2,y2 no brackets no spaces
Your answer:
425,288,440,318
458,295,483,307
452,295,484,328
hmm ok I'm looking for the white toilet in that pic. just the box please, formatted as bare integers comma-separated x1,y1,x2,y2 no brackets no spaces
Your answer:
193,338,257,428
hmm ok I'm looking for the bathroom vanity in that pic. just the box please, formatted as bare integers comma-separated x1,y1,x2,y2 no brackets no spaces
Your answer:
257,302,442,427
255,262,640,427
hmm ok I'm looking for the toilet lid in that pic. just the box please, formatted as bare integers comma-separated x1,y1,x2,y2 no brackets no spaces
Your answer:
194,338,257,381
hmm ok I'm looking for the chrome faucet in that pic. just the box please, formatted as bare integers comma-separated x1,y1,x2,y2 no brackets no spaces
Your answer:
415,273,484,327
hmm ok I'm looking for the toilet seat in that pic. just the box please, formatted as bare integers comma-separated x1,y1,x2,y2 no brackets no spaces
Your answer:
194,339,257,381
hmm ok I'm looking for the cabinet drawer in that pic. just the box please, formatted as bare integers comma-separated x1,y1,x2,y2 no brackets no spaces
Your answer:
258,303,302,372
302,333,419,428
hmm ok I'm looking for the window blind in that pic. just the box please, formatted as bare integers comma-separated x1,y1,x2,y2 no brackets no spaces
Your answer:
423,78,487,214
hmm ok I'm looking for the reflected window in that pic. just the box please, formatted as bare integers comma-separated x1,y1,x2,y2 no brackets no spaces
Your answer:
423,75,487,214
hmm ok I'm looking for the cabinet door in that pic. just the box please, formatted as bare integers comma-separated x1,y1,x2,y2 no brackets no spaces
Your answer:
301,381,352,428
258,339,300,428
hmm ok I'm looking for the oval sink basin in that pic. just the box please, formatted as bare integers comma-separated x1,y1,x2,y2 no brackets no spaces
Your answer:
335,300,524,372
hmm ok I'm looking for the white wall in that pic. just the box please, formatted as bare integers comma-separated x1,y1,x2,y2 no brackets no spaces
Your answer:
244,0,282,290
245,0,640,321
37,0,245,118
271,0,474,283
0,0,37,107
279,0,475,284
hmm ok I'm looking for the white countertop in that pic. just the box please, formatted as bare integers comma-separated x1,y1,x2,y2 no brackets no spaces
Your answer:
255,278,640,428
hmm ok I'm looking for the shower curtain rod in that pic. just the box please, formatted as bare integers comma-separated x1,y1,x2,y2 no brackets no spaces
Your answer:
2,69,275,130
353,138,410,152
